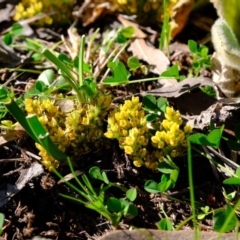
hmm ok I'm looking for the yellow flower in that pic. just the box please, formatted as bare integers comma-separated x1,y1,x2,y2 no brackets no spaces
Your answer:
184,124,192,133
133,159,143,167
104,130,114,139
124,146,134,154
124,136,134,146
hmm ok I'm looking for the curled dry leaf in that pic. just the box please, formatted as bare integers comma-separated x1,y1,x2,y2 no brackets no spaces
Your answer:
129,39,169,75
211,52,240,97
170,0,194,37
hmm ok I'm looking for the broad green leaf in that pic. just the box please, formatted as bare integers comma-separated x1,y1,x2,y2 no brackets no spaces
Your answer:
119,26,134,38
89,166,103,181
11,23,23,36
116,33,127,44
213,204,238,232
145,113,158,122
211,18,240,71
37,69,55,86
157,97,168,113
170,169,179,185
123,203,138,219
142,95,158,111
157,179,172,192
3,33,12,45
104,61,130,85
158,162,173,174
216,0,240,43
188,40,198,53
0,86,11,103
126,188,137,202
189,127,223,148
144,180,159,193
0,213,4,235
157,218,173,230
223,177,240,185
160,65,179,78
107,197,123,212
236,167,240,178
127,56,140,70
197,213,206,220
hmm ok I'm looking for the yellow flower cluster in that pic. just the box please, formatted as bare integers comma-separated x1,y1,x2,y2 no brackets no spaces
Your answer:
25,93,112,170
114,0,177,24
104,96,153,168
13,0,75,25
151,106,192,159
104,97,192,170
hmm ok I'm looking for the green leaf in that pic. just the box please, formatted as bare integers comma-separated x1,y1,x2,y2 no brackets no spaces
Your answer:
126,188,137,202
188,40,198,53
144,180,160,193
116,33,127,44
104,61,130,85
101,172,109,184
216,0,240,43
158,162,173,174
119,26,134,39
107,197,123,212
189,126,223,148
11,23,23,36
207,127,224,148
58,53,71,64
157,97,168,113
123,203,138,219
0,213,4,235
200,47,209,58
170,169,179,186
142,95,158,111
37,69,55,86
31,53,44,62
157,218,173,231
89,166,103,180
223,177,240,185
236,167,240,178
0,86,11,103
197,213,206,220
161,65,179,78
3,33,13,45
213,204,238,232
145,113,159,122
127,56,140,70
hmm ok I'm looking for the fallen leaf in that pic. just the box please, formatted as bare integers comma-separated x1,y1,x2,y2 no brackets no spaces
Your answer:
0,162,44,208
211,52,240,97
141,77,215,98
170,0,194,37
129,39,169,75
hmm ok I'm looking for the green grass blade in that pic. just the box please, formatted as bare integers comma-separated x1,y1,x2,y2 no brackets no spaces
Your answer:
26,114,67,162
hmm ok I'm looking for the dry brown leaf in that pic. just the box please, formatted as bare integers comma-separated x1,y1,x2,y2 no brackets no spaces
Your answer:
142,77,215,98
170,0,194,37
129,39,169,75
211,52,240,97
0,124,26,145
